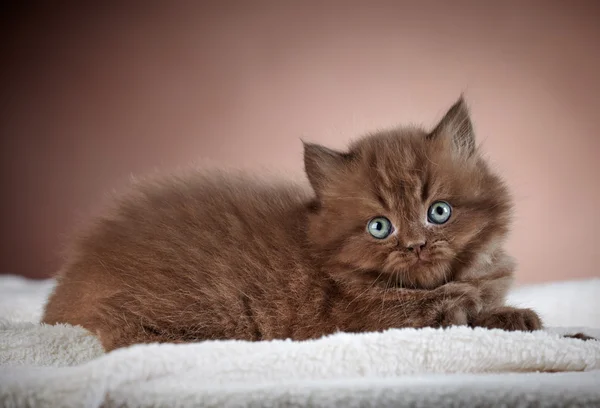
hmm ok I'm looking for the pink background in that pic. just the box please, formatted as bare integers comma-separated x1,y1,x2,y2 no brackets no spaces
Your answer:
2,2,599,283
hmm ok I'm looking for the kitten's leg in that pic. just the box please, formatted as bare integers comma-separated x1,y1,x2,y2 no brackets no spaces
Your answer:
44,310,192,351
469,306,542,331
44,288,196,351
456,252,544,332
456,251,516,309
95,323,190,351
329,281,485,333
428,282,485,327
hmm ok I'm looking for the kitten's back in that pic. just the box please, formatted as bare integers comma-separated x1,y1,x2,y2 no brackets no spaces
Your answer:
43,170,314,348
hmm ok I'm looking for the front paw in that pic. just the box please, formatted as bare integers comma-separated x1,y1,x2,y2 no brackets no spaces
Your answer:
471,306,542,331
432,282,483,327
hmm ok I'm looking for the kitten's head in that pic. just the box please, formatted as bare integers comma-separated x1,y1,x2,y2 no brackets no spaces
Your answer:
305,97,512,289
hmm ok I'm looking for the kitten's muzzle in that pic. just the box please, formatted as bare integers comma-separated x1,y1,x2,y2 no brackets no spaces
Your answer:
406,240,427,256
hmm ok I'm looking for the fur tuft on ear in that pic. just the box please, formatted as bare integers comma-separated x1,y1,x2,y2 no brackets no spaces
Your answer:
303,141,348,196
429,96,476,157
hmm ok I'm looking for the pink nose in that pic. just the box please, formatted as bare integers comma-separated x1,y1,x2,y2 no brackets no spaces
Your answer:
406,240,427,254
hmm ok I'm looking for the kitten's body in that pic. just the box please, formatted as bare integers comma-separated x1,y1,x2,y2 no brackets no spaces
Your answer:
43,98,542,351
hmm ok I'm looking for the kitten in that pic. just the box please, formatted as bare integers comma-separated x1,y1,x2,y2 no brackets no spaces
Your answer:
43,97,542,351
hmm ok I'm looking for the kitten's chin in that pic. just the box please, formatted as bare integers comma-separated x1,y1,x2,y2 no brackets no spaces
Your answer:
385,260,451,290
410,262,451,289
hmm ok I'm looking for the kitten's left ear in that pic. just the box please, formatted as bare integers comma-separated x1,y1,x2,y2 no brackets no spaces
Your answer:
429,96,476,157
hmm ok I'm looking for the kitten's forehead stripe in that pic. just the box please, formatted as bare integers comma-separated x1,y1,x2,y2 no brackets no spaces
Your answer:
373,190,390,212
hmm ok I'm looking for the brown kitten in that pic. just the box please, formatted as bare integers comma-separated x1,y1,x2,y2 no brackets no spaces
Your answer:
43,97,542,351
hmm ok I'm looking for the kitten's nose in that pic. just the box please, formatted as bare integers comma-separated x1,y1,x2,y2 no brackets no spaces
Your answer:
406,240,427,254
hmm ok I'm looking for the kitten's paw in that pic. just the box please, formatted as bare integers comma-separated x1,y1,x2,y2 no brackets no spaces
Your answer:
471,306,542,332
432,282,483,327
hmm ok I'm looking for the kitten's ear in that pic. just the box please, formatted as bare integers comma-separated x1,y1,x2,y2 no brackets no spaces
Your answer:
303,141,348,195
429,96,476,157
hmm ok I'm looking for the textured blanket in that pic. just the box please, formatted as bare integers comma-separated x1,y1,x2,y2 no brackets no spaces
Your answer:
1,275,599,407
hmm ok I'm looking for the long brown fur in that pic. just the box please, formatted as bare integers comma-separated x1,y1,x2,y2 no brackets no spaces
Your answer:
43,97,543,351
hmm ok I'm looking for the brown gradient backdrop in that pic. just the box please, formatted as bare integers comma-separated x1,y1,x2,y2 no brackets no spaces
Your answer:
1,1,599,283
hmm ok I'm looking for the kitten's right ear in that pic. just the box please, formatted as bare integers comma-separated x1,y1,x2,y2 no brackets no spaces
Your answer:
428,96,476,157
303,141,348,196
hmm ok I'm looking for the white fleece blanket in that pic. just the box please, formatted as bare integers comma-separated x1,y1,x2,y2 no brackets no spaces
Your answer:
0,275,599,408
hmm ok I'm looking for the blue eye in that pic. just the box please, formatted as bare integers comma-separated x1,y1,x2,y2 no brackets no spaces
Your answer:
367,217,393,239
427,201,452,224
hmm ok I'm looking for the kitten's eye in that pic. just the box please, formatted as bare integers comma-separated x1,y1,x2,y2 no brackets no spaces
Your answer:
367,217,393,239
427,201,452,224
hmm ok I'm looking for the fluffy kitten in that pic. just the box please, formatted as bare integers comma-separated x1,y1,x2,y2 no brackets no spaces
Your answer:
43,97,542,351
